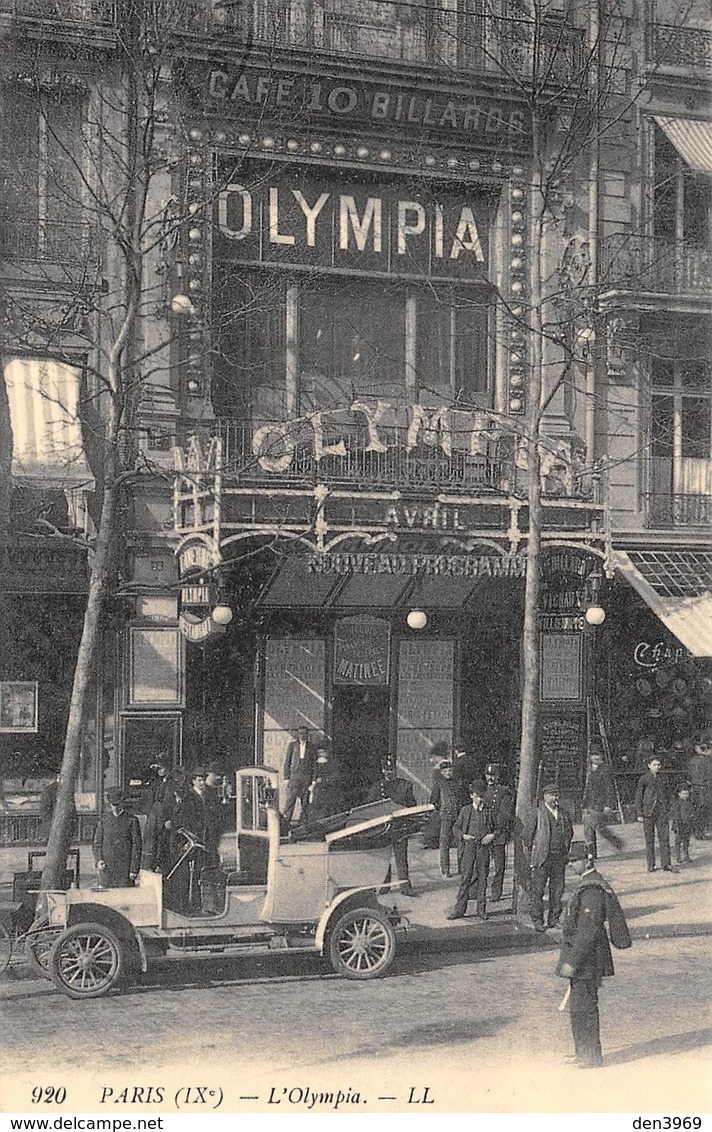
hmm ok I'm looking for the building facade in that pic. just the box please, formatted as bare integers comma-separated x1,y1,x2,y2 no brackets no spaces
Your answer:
0,0,709,840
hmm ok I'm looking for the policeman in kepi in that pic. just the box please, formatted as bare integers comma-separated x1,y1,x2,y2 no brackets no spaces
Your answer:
483,762,514,901
556,842,631,1069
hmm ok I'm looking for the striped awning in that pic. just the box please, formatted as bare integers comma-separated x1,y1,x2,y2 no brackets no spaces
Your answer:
4,356,94,486
654,116,712,175
611,549,712,658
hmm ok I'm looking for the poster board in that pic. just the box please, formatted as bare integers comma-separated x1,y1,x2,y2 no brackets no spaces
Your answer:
396,638,455,802
262,638,326,805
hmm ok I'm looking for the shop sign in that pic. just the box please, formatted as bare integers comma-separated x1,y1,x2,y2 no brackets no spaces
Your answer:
309,551,526,578
176,536,223,643
540,613,585,631
251,402,521,474
216,168,491,280
200,66,528,142
634,641,685,669
334,616,390,685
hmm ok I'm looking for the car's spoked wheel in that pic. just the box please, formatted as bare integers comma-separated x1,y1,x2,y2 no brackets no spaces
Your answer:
49,923,123,999
329,907,395,980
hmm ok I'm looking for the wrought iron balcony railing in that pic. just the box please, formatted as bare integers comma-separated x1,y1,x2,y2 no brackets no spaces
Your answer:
212,417,601,503
0,0,114,22
600,233,712,297
206,1,582,80
644,490,712,529
650,22,712,71
0,218,98,265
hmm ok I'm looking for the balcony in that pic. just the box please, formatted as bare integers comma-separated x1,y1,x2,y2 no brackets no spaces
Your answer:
600,233,712,298
212,417,600,502
649,22,712,72
645,491,712,528
0,218,98,265
0,0,114,22
206,1,581,80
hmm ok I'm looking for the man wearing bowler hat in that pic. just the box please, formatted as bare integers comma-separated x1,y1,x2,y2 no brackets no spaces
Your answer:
483,762,514,901
523,782,574,931
447,780,495,920
556,842,631,1068
93,787,142,888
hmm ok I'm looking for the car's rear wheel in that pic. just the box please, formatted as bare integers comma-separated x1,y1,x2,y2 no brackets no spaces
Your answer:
328,906,396,980
25,923,61,979
49,922,124,999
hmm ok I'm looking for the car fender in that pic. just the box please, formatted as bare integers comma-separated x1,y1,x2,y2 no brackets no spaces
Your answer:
65,904,145,972
315,886,385,953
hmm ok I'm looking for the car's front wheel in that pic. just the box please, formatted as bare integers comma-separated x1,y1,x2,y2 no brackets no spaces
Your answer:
328,906,396,980
49,922,124,999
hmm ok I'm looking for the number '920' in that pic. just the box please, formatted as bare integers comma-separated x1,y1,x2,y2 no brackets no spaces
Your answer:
31,1086,67,1104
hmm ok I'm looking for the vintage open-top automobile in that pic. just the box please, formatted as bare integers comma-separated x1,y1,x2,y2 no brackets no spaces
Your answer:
34,767,432,999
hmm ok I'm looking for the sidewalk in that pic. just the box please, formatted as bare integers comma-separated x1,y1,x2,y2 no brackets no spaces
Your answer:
396,821,712,952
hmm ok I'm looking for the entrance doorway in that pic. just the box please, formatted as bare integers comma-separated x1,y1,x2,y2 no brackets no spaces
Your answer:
331,686,391,806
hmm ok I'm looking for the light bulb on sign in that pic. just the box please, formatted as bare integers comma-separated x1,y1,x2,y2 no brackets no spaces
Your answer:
406,610,427,631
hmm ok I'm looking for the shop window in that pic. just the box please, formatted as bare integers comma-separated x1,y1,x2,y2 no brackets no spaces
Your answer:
299,278,406,410
0,88,85,262
649,356,712,526
214,271,492,422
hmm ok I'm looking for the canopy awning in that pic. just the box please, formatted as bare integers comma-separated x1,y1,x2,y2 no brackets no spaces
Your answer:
4,356,94,487
654,116,712,175
611,549,712,657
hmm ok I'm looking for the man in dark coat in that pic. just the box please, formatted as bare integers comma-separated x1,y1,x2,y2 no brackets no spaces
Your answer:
483,762,514,900
93,787,142,888
634,756,675,872
430,760,469,877
451,746,477,790
281,726,318,826
366,759,419,896
447,780,495,920
164,768,210,913
523,783,574,931
556,842,631,1068
141,755,172,871
582,749,623,859
307,747,347,825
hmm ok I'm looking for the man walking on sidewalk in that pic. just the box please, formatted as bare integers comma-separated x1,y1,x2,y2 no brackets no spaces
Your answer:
582,748,623,859
556,842,631,1069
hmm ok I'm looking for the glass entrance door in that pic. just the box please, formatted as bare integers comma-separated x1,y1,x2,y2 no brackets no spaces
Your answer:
331,685,391,807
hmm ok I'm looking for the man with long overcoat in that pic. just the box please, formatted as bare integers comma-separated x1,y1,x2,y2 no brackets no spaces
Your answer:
523,783,574,931
93,787,142,887
556,842,631,1068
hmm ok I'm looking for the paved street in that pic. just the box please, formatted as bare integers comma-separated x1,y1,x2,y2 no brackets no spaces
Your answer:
1,825,710,1114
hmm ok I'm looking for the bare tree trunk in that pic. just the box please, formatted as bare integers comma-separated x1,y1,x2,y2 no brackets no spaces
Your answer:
40,475,118,890
0,355,12,542
514,134,545,916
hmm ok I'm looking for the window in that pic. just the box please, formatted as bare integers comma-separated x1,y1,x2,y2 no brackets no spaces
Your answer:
654,126,712,249
649,356,712,525
213,271,492,422
0,88,84,261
